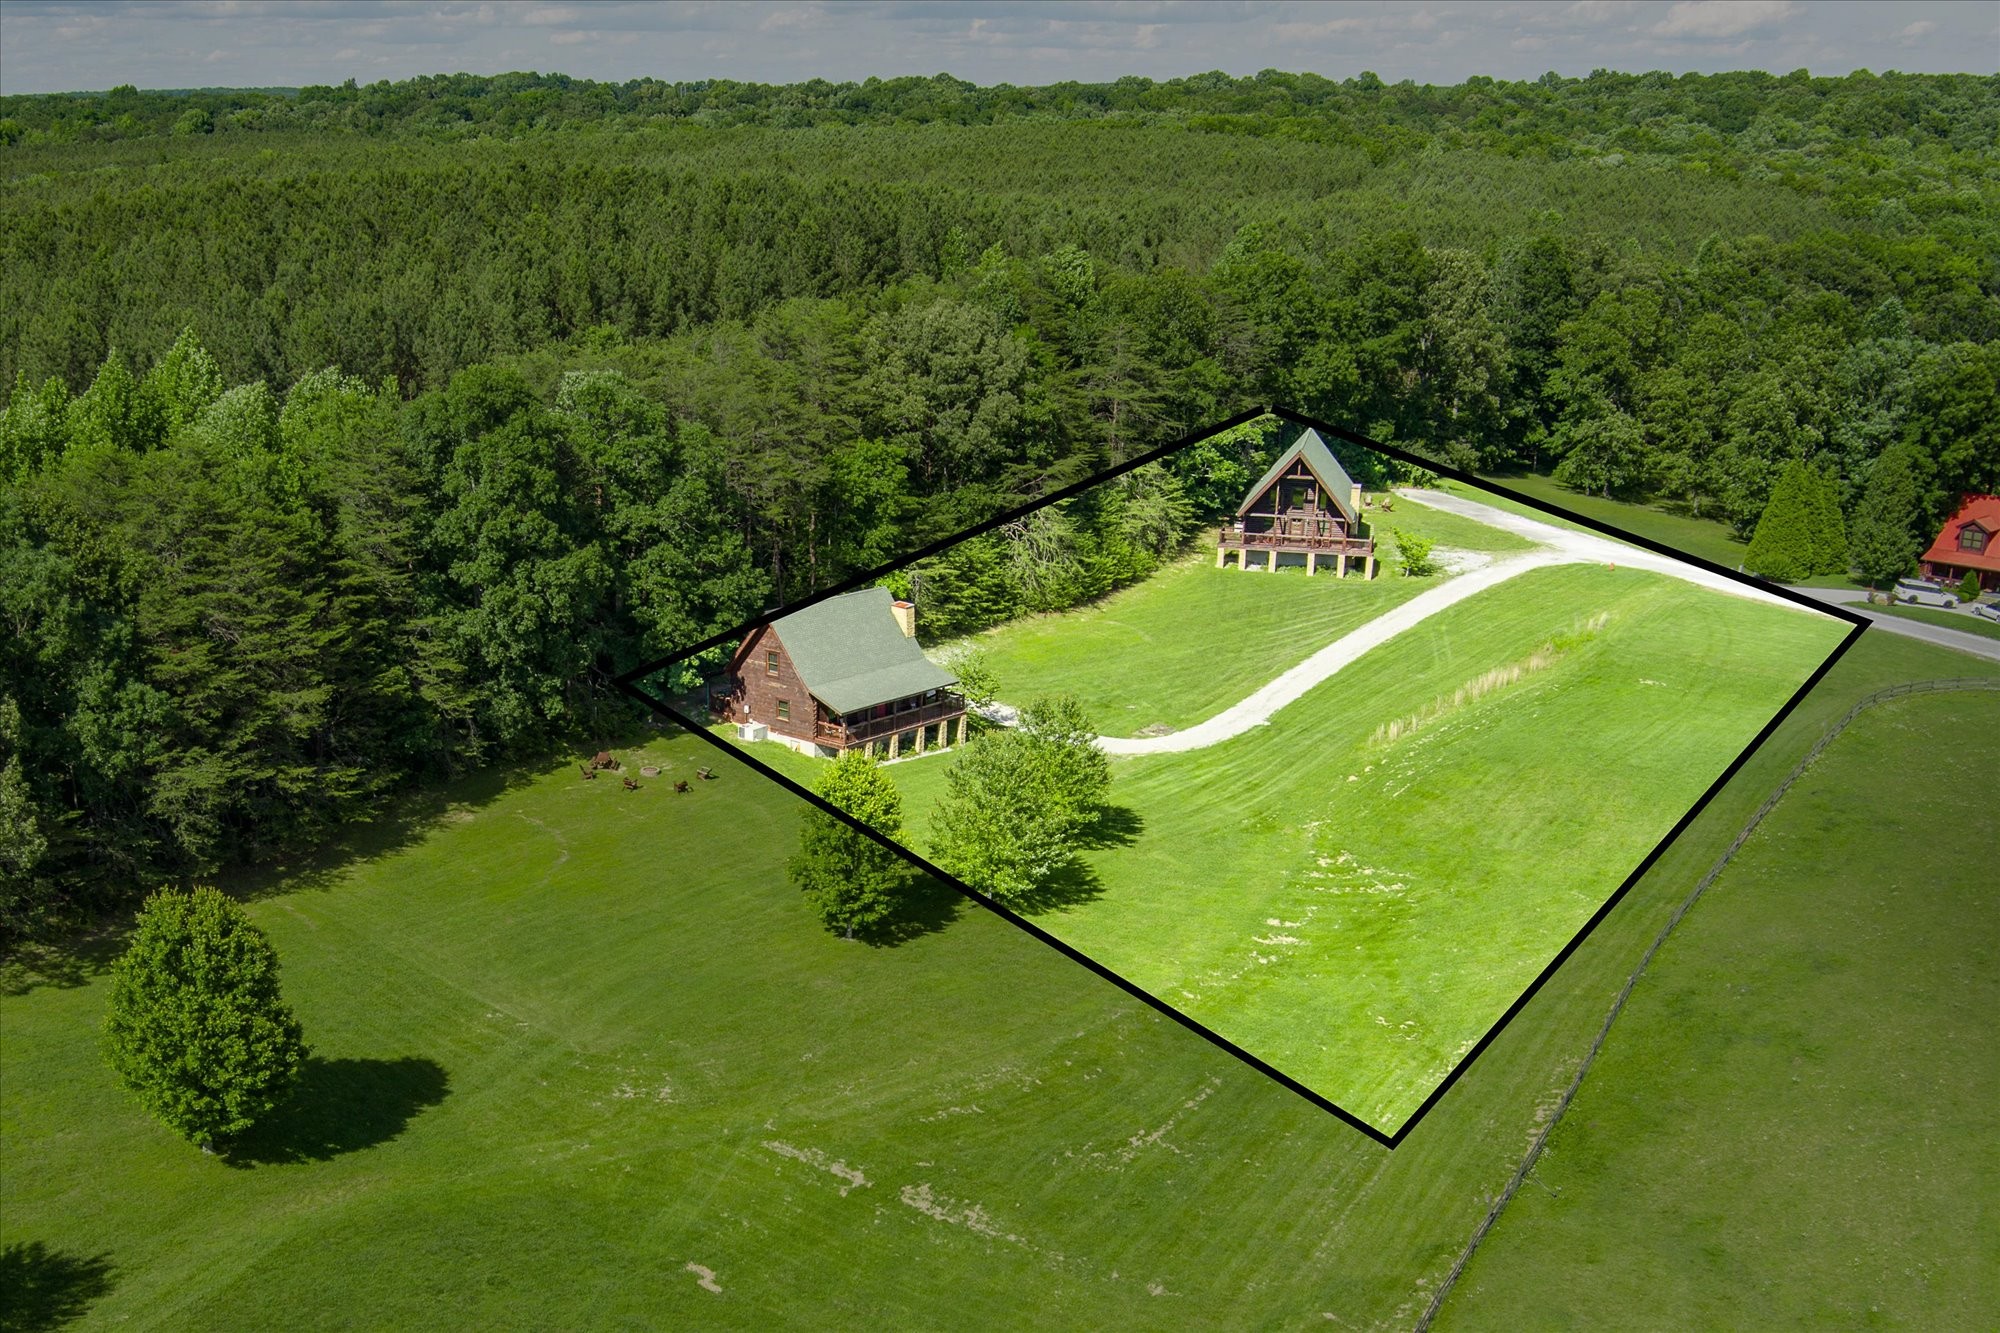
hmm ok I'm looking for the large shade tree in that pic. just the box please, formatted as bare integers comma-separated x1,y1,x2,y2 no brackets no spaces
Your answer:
102,887,307,1151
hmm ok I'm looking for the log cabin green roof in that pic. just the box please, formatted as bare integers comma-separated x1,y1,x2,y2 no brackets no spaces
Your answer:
767,586,958,715
1237,429,1361,522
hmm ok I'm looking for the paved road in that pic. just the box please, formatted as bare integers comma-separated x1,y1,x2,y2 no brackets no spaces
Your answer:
1787,585,2000,664
1398,489,1806,609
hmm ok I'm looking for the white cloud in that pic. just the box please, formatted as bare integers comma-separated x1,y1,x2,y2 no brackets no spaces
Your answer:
759,5,830,33
1651,1,1801,40
1897,19,1937,38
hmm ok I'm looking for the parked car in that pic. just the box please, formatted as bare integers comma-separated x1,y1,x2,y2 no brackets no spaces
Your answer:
1892,578,1959,608
1971,600,2000,623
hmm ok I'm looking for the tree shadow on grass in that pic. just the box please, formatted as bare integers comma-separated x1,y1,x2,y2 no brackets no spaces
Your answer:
0,1242,115,1333
1076,803,1144,852
999,803,1146,917
858,870,967,947
222,1056,449,1168
0,930,124,999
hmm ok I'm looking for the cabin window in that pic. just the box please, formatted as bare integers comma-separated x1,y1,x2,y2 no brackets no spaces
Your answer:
1317,520,1331,536
766,650,780,676
776,699,790,722
1961,526,1988,552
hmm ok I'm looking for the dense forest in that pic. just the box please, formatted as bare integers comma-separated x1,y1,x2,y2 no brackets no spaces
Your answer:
3,68,1996,940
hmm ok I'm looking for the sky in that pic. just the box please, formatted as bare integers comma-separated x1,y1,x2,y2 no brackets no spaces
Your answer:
0,0,1993,97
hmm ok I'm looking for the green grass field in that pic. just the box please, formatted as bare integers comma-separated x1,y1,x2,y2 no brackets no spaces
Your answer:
942,555,1437,738
1440,685,2000,1328
743,561,1849,1132
1873,602,2000,641
2,632,1988,1329
929,492,1534,741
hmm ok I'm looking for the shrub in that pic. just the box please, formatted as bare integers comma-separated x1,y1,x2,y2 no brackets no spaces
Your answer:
789,751,907,937
102,887,307,1150
1958,570,1983,604
1392,528,1439,577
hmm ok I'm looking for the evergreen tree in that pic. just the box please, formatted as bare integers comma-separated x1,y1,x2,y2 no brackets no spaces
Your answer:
1849,444,1927,590
788,751,908,938
1742,460,1821,583
1805,465,1851,577
102,887,307,1151
1958,569,1983,603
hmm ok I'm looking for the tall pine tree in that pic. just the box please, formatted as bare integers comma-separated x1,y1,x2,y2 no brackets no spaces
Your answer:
1743,460,1820,583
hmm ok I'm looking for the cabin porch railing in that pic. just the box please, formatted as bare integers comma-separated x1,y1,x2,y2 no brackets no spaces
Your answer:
1219,528,1375,554
817,693,966,746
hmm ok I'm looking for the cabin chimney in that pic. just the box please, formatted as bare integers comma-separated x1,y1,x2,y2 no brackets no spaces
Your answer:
891,599,917,638
1349,482,1362,515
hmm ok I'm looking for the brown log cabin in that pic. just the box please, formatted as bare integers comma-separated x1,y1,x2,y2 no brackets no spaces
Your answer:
1218,429,1377,578
714,586,967,760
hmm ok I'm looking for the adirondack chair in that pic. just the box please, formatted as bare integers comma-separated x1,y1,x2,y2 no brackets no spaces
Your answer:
674,780,691,794
622,776,640,791
697,767,715,781
579,764,596,780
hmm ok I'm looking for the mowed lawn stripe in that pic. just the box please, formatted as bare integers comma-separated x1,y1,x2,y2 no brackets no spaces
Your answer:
4,636,1985,1327
0,732,1548,1328
874,564,1847,1130
1439,686,2000,1329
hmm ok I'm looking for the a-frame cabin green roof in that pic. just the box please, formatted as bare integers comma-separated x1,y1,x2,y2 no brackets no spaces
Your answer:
1236,429,1360,522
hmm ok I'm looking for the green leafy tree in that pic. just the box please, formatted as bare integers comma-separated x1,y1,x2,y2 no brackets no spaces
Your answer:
948,649,999,709
1392,528,1439,577
1551,404,1650,500
929,695,1106,904
1018,694,1110,826
1742,460,1821,583
102,887,307,1151
1958,569,1983,603
788,752,907,938
1849,444,1929,590
928,729,1076,905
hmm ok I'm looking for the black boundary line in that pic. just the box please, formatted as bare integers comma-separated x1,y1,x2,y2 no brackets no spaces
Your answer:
1382,615,1866,1145
1265,405,1869,632
613,406,1866,1145
611,673,1400,1149
610,404,1276,685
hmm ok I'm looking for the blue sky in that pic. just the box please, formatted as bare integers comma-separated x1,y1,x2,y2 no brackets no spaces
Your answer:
0,1,1992,96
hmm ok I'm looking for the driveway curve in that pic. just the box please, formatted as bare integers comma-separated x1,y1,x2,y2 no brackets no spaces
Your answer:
1090,488,1832,757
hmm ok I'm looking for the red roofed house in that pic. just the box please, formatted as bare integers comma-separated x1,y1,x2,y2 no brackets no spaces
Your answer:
1920,494,2000,593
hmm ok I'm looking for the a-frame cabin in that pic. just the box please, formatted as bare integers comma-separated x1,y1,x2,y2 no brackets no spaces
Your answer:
1217,429,1378,577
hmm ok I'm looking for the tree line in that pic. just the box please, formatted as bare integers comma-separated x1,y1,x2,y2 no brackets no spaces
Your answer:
3,72,1995,943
